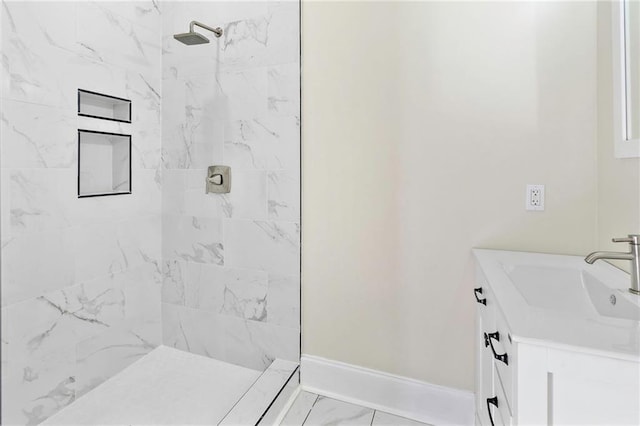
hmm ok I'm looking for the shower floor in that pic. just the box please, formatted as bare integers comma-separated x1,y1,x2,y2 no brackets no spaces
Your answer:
42,346,262,425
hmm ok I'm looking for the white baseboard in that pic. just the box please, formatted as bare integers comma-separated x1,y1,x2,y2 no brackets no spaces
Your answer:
300,355,475,426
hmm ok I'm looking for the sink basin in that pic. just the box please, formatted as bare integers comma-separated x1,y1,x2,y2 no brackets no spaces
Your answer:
474,249,640,361
504,265,640,321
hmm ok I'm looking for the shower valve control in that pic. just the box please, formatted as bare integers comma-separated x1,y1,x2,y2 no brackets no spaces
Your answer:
206,165,231,194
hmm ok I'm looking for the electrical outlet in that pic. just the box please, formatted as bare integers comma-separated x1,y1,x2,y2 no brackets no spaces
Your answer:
526,184,545,211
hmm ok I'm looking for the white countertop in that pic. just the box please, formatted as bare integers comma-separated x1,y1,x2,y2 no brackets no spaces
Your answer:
473,249,640,362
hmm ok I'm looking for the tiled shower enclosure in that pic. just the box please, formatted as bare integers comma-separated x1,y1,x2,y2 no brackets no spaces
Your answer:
0,1,300,424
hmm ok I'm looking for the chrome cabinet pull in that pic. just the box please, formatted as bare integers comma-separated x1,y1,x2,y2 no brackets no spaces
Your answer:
484,331,509,365
474,287,487,305
487,396,499,426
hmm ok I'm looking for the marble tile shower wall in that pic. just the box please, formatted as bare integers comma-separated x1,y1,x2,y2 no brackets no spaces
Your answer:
0,2,162,424
160,1,300,371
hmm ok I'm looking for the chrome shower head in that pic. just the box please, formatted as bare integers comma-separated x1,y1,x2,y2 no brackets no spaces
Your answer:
173,32,209,45
173,21,223,46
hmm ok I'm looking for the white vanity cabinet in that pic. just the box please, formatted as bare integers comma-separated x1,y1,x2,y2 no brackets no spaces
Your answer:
474,251,640,426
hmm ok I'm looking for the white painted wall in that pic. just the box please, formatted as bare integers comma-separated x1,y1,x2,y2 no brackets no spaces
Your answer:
302,1,599,391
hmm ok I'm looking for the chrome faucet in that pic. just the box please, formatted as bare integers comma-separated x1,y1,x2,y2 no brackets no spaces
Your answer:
585,235,640,295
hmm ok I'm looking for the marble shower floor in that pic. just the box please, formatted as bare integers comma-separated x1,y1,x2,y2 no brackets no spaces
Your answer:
42,346,263,425
281,391,432,426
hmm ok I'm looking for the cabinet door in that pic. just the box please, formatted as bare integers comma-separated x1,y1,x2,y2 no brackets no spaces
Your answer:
549,349,640,425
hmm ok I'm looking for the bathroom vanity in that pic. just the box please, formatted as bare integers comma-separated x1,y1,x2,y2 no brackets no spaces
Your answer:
473,249,640,425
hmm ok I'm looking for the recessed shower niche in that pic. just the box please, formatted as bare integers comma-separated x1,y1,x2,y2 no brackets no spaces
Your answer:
78,89,132,122
78,129,132,197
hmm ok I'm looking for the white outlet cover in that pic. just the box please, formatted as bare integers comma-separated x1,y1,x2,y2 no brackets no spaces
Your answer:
526,184,545,211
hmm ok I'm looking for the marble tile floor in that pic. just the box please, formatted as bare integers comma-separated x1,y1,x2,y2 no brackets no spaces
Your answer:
42,345,263,425
280,391,432,426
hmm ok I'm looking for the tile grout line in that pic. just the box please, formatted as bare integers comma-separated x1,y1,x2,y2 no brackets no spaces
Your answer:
255,365,300,425
300,393,319,426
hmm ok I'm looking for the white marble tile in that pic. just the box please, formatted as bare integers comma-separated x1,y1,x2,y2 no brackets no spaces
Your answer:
76,2,161,72
1,3,78,107
220,273,268,321
116,215,163,268
75,321,160,398
161,33,223,81
268,0,300,17
2,262,162,409
372,411,432,426
162,258,187,306
1,345,76,426
281,390,318,425
160,77,188,168
268,170,300,220
268,62,300,116
267,273,300,329
161,303,225,360
0,308,8,410
224,219,300,275
219,358,298,426
3,293,93,424
224,115,300,171
185,263,268,317
220,170,268,219
217,66,269,120
4,282,126,369
1,228,75,306
220,9,298,72
161,169,186,215
122,268,162,323
88,1,162,32
2,1,77,52
72,223,131,283
262,4,300,66
1,0,163,423
180,169,227,218
183,74,225,163
222,315,299,370
73,56,129,103
0,168,12,247
71,171,160,227
157,0,300,378
304,396,375,426
42,346,261,426
161,75,220,169
8,169,75,234
162,215,224,264
184,72,227,123
0,99,76,169
133,169,163,216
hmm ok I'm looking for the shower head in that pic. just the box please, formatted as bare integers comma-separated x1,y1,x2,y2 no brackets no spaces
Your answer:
173,32,210,45
173,21,223,46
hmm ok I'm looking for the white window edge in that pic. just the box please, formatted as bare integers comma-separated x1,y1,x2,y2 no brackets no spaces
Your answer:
612,1,640,158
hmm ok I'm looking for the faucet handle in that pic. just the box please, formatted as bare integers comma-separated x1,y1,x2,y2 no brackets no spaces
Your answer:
612,235,640,245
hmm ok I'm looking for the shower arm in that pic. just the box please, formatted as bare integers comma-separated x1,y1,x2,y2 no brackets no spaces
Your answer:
190,21,223,38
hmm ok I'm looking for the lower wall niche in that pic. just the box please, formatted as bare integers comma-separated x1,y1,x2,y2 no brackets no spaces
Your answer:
78,129,132,197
